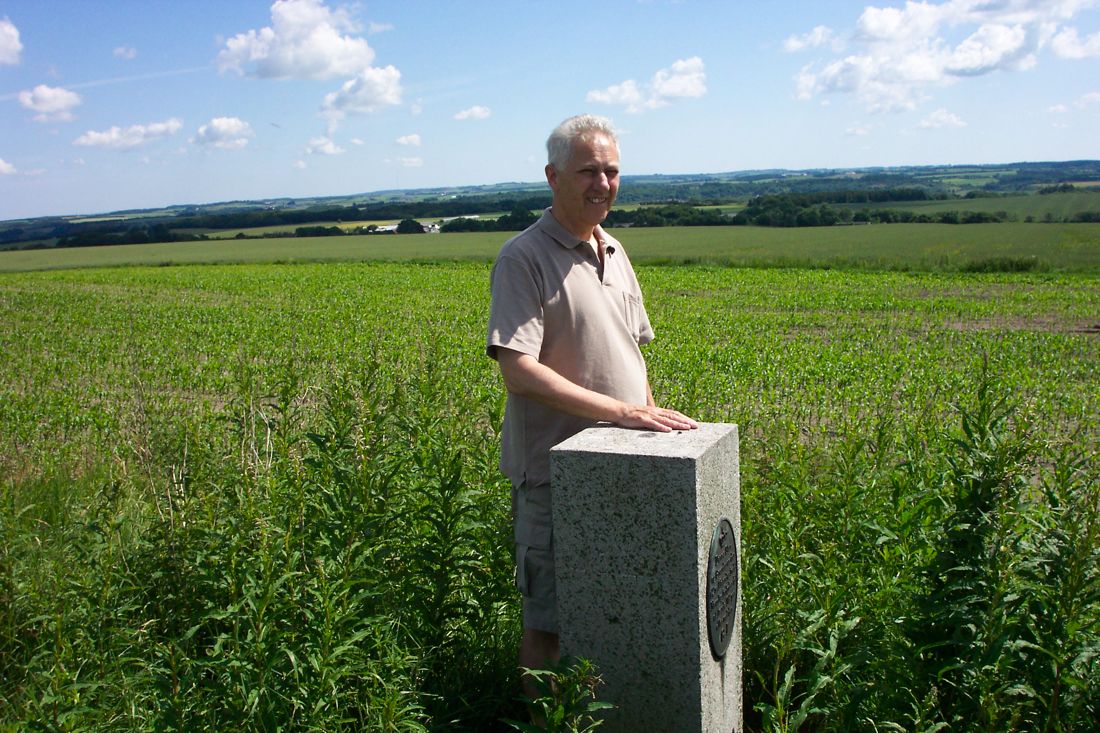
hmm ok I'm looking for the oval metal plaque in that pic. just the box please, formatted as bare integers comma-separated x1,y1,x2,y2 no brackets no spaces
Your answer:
706,516,739,659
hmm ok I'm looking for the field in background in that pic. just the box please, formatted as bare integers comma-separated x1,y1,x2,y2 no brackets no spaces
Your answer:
860,190,1100,219
2,256,1097,730
3,222,1100,273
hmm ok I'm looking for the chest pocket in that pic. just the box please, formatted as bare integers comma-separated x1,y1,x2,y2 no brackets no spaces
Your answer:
621,291,644,342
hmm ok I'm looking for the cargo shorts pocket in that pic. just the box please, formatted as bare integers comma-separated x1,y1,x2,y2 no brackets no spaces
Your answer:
515,543,559,632
512,482,553,549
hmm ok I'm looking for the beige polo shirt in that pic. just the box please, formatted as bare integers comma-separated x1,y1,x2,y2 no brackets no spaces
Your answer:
486,209,654,489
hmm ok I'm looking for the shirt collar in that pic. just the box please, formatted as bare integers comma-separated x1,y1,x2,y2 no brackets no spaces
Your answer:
539,207,607,250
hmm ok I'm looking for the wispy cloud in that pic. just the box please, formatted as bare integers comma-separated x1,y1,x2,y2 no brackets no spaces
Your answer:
73,118,183,149
1052,27,1100,59
784,25,838,53
0,66,211,103
113,45,138,60
919,108,966,128
1076,91,1100,108
0,16,20,65
396,134,421,146
0,157,16,175
454,105,491,120
587,57,706,114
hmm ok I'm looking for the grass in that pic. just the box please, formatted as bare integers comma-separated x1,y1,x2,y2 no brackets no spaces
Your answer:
856,190,1100,220
2,222,1100,273
1,259,1098,730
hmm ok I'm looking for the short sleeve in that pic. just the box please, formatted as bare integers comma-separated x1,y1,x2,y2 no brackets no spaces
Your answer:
486,253,545,360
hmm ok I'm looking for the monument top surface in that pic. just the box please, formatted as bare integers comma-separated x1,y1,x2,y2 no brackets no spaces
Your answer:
551,422,737,460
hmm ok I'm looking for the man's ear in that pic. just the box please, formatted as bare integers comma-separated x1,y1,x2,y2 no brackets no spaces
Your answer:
544,163,558,192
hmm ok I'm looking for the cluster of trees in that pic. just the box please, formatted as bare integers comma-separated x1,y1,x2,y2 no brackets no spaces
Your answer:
56,224,209,248
604,204,731,227
172,196,551,232
439,207,539,233
293,225,346,237
733,192,1014,227
1038,183,1078,194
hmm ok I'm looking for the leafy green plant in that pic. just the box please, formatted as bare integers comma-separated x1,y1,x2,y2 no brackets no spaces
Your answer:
755,611,860,733
504,657,613,733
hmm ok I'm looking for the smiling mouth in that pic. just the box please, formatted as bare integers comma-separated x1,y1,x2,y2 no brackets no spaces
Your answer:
587,197,608,204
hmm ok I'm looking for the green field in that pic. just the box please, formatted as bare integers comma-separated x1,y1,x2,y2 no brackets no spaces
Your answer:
2,242,1098,728
4,222,1100,273
859,190,1100,220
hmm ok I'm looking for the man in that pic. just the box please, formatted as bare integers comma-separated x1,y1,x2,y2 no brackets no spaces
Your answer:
486,114,698,680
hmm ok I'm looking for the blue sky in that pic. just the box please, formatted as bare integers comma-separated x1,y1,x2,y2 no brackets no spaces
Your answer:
1,0,1098,220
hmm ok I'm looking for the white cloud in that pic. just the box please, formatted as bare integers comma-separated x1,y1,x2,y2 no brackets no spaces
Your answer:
321,65,402,123
1052,27,1100,58
586,80,644,109
113,45,138,60
1076,91,1100,108
369,21,393,34
650,57,707,105
293,159,307,169
454,105,491,120
18,84,83,122
193,117,255,149
795,1,1098,112
784,25,837,53
587,57,707,114
1048,103,1068,113
919,107,967,128
73,118,183,149
218,0,376,80
400,157,423,167
0,157,16,175
350,137,364,145
846,123,872,136
305,135,345,155
395,133,421,146
0,17,21,65
946,23,1033,75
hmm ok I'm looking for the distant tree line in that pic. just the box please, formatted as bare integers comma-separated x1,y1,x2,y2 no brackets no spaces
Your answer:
6,171,1100,251
604,204,731,227
56,224,209,248
439,207,540,232
1038,183,1078,194
732,194,1014,227
171,196,552,232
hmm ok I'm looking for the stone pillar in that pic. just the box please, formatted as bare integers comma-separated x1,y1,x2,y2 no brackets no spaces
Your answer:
550,423,741,733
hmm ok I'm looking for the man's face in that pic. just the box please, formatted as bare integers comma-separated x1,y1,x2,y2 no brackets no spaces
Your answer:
545,133,620,238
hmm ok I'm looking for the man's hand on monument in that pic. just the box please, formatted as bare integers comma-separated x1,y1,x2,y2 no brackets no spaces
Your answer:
615,404,698,432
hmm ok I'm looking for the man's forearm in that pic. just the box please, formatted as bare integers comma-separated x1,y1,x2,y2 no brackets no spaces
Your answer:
496,349,697,432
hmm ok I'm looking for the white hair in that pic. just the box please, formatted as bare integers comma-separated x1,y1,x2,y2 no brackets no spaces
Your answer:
546,114,619,170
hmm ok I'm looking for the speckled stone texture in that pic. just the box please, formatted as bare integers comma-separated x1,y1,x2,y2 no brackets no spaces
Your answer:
550,423,742,733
